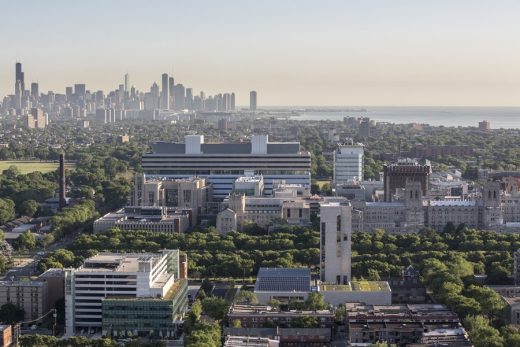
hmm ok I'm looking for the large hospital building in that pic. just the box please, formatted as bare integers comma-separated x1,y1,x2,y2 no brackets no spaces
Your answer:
142,134,311,200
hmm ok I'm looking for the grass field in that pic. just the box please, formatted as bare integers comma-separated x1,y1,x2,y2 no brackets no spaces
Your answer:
0,160,75,174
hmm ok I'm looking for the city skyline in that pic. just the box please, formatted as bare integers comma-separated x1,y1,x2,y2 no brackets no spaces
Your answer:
1,1,520,106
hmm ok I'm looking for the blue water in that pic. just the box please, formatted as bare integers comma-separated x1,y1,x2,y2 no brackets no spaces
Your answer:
283,106,520,129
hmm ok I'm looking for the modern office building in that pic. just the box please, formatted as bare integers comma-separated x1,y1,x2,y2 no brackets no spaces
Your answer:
65,250,187,336
250,91,257,111
141,134,311,200
320,201,352,284
333,144,364,185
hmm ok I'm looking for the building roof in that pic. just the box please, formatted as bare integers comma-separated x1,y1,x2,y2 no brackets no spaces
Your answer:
78,252,167,273
224,336,274,347
429,200,476,207
320,281,391,292
150,142,301,155
254,268,311,292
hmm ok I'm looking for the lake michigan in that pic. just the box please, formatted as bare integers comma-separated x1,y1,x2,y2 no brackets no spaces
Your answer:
282,106,520,129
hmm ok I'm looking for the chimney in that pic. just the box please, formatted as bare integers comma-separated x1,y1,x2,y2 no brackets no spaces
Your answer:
59,153,66,211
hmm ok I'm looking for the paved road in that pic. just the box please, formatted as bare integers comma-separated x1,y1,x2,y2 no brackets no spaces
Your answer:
3,228,83,278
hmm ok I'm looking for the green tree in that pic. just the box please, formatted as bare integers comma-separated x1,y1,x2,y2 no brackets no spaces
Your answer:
202,296,229,321
267,298,281,311
0,302,24,324
0,198,15,225
20,200,39,217
17,231,37,251
305,292,327,311
464,315,504,347
234,290,258,304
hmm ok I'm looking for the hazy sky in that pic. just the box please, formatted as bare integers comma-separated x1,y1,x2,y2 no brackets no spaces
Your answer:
1,0,519,106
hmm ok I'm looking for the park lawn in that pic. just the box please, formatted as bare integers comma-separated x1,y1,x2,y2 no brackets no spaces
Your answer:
0,160,75,174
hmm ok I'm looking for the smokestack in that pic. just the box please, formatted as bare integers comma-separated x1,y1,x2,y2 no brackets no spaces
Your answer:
59,153,66,211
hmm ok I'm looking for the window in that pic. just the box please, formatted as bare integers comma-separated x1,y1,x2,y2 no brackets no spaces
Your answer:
183,190,191,203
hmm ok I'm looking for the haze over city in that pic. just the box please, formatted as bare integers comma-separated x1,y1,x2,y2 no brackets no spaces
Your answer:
3,2,520,347
1,0,519,106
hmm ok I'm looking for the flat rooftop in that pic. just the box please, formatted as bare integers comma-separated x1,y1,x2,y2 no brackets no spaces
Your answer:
78,253,164,273
320,281,391,292
149,142,302,155
429,200,476,207
230,304,333,316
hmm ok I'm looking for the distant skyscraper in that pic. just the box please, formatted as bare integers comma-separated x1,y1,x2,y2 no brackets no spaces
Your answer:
231,93,236,110
185,88,193,110
173,84,185,110
74,84,86,98
14,81,22,110
15,62,24,93
223,93,230,111
161,73,169,109
168,77,175,109
30,83,39,99
250,91,257,111
124,74,129,92
65,87,73,101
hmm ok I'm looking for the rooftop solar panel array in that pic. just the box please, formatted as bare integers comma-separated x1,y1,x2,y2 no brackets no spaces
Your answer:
255,267,311,292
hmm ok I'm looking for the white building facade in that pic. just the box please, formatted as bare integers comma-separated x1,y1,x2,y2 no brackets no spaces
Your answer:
320,201,352,284
64,250,181,335
333,145,364,185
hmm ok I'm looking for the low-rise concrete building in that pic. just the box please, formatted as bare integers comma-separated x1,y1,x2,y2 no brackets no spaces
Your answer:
93,206,192,233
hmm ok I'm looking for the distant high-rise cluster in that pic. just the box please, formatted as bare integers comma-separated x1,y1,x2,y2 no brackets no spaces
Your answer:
1,63,249,128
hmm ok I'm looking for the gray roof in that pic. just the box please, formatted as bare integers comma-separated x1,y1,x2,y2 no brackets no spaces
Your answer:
150,142,301,155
